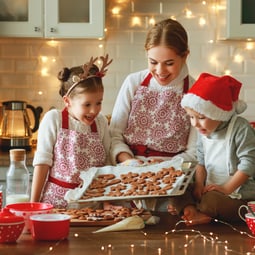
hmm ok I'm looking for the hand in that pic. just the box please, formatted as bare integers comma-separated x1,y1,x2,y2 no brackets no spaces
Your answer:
147,158,164,165
119,158,144,167
204,184,227,195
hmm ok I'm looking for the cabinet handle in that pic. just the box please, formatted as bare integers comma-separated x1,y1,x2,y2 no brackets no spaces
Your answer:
34,27,40,32
50,28,56,33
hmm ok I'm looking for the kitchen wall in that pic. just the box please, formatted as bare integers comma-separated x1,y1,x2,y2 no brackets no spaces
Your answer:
0,0,255,127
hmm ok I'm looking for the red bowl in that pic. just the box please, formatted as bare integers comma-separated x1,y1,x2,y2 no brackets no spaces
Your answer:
6,202,53,233
0,208,25,243
30,214,71,241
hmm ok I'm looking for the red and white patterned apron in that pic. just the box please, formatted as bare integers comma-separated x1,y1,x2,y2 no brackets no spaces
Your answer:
41,108,106,208
123,73,190,157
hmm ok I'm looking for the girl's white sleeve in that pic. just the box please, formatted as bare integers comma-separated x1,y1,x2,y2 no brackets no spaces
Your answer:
33,110,60,166
97,114,112,165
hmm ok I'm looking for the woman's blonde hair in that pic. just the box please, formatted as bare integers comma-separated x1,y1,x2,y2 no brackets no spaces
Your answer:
144,19,189,57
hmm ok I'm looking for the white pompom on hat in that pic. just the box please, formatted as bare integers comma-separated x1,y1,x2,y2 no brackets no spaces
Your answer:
181,73,247,121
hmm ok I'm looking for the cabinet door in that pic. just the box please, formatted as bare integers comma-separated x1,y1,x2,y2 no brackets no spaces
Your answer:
44,0,105,38
0,0,43,37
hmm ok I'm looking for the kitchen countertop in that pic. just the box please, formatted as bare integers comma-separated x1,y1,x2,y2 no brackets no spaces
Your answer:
0,212,253,255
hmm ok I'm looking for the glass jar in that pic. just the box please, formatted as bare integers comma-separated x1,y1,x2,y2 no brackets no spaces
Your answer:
6,149,30,205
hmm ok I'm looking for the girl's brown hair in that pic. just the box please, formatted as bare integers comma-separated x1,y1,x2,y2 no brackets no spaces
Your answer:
144,19,189,57
58,64,103,98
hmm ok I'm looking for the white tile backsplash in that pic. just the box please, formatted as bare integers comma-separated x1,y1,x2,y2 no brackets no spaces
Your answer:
0,0,254,124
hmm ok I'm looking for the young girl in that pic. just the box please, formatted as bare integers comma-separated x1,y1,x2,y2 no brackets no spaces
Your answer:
30,55,113,208
110,18,197,167
168,72,255,225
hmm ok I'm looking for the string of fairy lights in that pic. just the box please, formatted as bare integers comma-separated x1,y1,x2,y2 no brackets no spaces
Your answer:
33,217,255,255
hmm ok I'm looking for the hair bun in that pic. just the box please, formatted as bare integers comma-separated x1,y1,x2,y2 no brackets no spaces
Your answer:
58,67,71,82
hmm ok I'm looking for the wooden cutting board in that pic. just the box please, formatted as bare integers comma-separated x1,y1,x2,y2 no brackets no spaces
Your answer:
53,207,151,227
70,218,122,226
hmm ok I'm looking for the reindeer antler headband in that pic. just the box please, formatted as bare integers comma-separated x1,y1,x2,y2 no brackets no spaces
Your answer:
65,54,113,96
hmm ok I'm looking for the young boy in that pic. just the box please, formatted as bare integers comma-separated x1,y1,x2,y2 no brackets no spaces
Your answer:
168,72,255,225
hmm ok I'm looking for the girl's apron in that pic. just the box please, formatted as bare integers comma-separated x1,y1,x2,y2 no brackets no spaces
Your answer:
203,115,240,198
41,108,106,208
123,73,190,157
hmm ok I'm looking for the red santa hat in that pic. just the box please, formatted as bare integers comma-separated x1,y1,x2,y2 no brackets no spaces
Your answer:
181,73,247,121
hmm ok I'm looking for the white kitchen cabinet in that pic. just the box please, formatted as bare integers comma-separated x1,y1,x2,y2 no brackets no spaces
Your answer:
217,0,255,40
0,0,105,38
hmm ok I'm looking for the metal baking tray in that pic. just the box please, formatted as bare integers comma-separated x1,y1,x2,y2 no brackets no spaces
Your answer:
67,159,196,204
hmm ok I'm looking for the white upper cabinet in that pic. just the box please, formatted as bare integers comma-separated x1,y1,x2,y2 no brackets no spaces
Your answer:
0,0,105,38
0,0,43,37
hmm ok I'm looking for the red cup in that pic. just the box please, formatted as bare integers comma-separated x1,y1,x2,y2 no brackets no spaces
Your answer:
250,122,255,129
245,213,255,235
248,201,255,212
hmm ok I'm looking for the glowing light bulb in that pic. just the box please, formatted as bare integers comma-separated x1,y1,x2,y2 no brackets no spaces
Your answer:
199,17,206,26
149,18,156,26
47,39,58,47
184,8,193,18
234,54,243,63
132,16,142,26
112,7,120,15
224,69,231,75
41,56,48,63
246,42,254,50
41,68,48,76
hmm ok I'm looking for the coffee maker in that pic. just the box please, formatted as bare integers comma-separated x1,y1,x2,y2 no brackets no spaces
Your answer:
0,101,43,151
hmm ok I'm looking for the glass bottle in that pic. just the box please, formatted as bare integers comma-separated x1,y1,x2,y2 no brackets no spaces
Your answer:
6,149,30,205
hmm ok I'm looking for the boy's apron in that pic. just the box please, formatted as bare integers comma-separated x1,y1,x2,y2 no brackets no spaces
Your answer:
41,108,106,208
203,115,240,198
123,73,190,158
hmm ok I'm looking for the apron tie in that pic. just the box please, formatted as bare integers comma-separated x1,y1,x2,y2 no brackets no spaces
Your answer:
129,144,183,157
48,175,80,189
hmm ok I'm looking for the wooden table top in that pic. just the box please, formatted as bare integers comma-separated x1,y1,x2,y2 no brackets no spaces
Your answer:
1,212,254,255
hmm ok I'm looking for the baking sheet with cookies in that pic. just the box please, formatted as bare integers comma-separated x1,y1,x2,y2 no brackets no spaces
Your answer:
67,158,196,203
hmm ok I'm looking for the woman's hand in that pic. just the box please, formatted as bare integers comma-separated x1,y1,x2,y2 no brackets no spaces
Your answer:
119,158,144,166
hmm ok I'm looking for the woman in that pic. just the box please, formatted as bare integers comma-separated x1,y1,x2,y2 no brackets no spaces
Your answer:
110,19,197,166
109,19,197,211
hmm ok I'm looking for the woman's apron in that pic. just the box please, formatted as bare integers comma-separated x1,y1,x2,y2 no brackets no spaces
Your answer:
41,108,106,208
203,115,240,198
125,74,190,210
123,73,190,158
